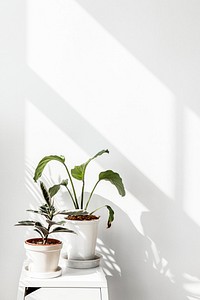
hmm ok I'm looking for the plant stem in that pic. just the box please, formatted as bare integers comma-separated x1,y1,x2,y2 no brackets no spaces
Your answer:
80,180,85,209
85,180,100,210
89,205,105,215
44,214,53,244
63,162,79,208
66,186,77,208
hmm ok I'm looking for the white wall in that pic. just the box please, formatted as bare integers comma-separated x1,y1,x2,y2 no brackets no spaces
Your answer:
1,0,200,299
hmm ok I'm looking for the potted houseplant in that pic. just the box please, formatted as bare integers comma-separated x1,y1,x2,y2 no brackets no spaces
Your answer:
33,149,126,260
15,181,75,276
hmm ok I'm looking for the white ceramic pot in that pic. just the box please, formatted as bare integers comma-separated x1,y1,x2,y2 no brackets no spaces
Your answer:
24,238,62,273
64,219,100,260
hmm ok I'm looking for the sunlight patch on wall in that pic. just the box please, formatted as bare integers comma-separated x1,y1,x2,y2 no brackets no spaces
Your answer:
27,0,176,200
25,100,89,169
25,100,141,215
183,107,200,226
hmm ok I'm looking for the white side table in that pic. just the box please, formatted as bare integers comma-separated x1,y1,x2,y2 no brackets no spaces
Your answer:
17,259,109,300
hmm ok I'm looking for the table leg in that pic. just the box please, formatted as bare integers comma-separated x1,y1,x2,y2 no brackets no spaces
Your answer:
17,286,26,300
101,287,109,300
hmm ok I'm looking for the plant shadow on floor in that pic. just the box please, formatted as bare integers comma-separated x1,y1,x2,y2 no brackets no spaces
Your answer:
93,195,200,300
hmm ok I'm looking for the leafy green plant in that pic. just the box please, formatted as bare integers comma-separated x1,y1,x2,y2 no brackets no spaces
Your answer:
33,149,126,228
15,182,75,244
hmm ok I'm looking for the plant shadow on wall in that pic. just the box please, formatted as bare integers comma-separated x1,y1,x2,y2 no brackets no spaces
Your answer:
94,196,200,300
141,205,200,300
26,69,200,300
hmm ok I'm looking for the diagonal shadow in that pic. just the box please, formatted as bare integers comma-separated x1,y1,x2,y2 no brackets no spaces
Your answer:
24,1,200,298
74,0,200,117
26,67,171,211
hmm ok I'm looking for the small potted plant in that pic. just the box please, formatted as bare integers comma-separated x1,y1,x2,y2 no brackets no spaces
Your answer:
33,149,126,260
15,181,75,275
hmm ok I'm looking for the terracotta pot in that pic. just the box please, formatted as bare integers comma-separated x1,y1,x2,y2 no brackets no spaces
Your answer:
64,219,100,260
24,238,62,273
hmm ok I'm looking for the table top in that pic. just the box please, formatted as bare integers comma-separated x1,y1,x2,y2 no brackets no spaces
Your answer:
19,259,108,288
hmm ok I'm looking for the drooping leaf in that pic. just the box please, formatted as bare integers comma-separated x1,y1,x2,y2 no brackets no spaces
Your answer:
49,179,68,198
106,205,114,228
40,182,51,207
50,227,75,234
71,149,109,181
34,223,49,237
58,209,88,216
33,155,65,182
49,184,61,198
34,228,44,239
89,205,114,228
99,170,126,196
15,220,35,226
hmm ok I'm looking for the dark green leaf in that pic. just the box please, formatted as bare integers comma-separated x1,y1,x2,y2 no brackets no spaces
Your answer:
71,149,109,181
15,220,35,226
46,220,66,226
34,223,49,237
99,170,126,196
34,228,44,239
39,204,56,219
34,221,43,227
49,179,68,197
49,184,61,198
33,155,65,182
106,205,114,228
58,209,88,216
50,227,75,234
40,182,51,207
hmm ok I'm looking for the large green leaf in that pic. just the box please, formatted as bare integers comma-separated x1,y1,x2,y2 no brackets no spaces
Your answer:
71,164,85,181
99,170,126,196
71,149,109,181
33,155,65,182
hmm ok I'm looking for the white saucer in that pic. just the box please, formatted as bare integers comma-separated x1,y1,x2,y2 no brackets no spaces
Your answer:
63,253,102,269
25,265,62,278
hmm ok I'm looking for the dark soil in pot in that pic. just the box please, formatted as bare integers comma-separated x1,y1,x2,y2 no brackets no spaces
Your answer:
66,215,100,221
25,238,62,245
